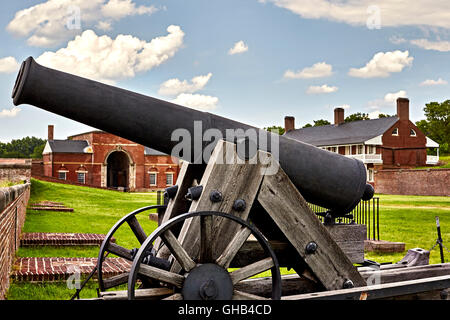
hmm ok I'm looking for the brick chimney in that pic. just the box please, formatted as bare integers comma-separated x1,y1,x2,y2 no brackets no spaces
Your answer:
284,116,295,133
396,97,409,121
334,108,345,125
48,125,54,141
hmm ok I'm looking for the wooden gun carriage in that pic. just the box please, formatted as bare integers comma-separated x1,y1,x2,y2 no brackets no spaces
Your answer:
12,58,450,300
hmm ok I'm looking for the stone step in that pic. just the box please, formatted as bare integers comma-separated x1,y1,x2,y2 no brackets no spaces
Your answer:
28,201,74,212
11,257,131,282
20,232,115,246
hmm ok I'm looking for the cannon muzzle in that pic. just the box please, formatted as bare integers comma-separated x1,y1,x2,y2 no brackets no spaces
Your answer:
12,57,372,216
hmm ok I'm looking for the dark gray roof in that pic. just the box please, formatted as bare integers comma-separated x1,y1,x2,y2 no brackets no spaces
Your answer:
284,117,399,146
144,147,167,156
48,140,89,153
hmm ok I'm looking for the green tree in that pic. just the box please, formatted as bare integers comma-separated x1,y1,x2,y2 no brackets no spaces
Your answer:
302,123,312,128
313,119,331,126
416,100,450,154
0,137,46,158
264,126,285,135
378,113,394,118
344,112,369,122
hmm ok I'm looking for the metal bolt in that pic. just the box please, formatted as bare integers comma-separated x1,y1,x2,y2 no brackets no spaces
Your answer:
209,190,223,203
305,241,318,254
232,199,246,212
343,279,354,289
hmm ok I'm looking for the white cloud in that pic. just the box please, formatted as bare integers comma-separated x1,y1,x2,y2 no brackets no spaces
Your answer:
410,38,450,52
284,62,333,79
228,41,248,55
159,73,213,96
101,0,158,20
0,107,21,118
7,0,159,47
348,50,413,78
368,110,381,119
0,57,20,73
96,21,113,31
306,84,338,94
384,90,407,103
262,0,450,29
35,26,184,84
336,104,351,110
420,78,448,86
172,93,219,111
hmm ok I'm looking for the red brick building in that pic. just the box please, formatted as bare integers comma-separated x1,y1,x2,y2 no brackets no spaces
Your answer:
42,125,180,191
284,98,440,184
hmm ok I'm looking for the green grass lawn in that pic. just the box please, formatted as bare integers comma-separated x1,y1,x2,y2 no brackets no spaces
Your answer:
6,178,450,300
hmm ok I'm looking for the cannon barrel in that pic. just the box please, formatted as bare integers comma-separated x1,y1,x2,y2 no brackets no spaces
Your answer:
12,57,372,216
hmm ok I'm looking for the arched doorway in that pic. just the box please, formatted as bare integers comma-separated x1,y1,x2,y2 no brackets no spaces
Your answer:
107,151,129,189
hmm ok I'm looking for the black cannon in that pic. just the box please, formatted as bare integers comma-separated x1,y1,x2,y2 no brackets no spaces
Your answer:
12,57,372,217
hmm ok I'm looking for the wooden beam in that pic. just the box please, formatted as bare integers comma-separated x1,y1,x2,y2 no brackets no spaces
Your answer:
282,275,450,300
257,166,366,291
171,140,271,273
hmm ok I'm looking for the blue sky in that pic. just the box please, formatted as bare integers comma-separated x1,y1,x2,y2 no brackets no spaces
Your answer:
0,0,449,142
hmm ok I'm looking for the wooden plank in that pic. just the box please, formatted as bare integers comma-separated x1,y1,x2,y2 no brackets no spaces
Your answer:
155,162,205,256
324,224,366,264
100,288,173,300
171,140,271,273
257,166,366,291
282,275,450,300
232,290,269,300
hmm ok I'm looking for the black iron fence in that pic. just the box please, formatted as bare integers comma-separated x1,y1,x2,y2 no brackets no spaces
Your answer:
309,197,380,240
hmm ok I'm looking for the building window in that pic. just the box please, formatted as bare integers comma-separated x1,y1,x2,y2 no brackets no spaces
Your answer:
345,146,351,155
166,173,174,186
367,168,374,182
357,145,364,154
367,145,376,154
410,129,417,137
58,171,67,180
392,128,399,136
77,172,86,184
149,173,157,186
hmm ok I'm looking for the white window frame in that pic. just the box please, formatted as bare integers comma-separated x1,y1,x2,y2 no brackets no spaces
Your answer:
166,173,174,186
392,128,399,136
357,145,364,155
58,171,67,180
77,172,86,184
367,168,374,182
149,172,157,186
410,128,417,137
367,145,376,154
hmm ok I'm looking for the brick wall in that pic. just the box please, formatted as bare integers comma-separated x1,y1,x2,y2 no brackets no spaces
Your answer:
374,168,450,196
0,159,31,183
0,183,30,299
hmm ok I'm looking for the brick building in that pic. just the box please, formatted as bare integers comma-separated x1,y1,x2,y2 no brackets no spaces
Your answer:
284,98,440,184
41,125,180,191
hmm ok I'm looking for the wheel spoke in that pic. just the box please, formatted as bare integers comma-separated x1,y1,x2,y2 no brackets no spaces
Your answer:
232,290,269,300
161,230,196,272
106,242,133,260
216,227,252,268
127,216,147,244
138,264,185,288
229,257,274,285
103,272,130,289
199,214,213,263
